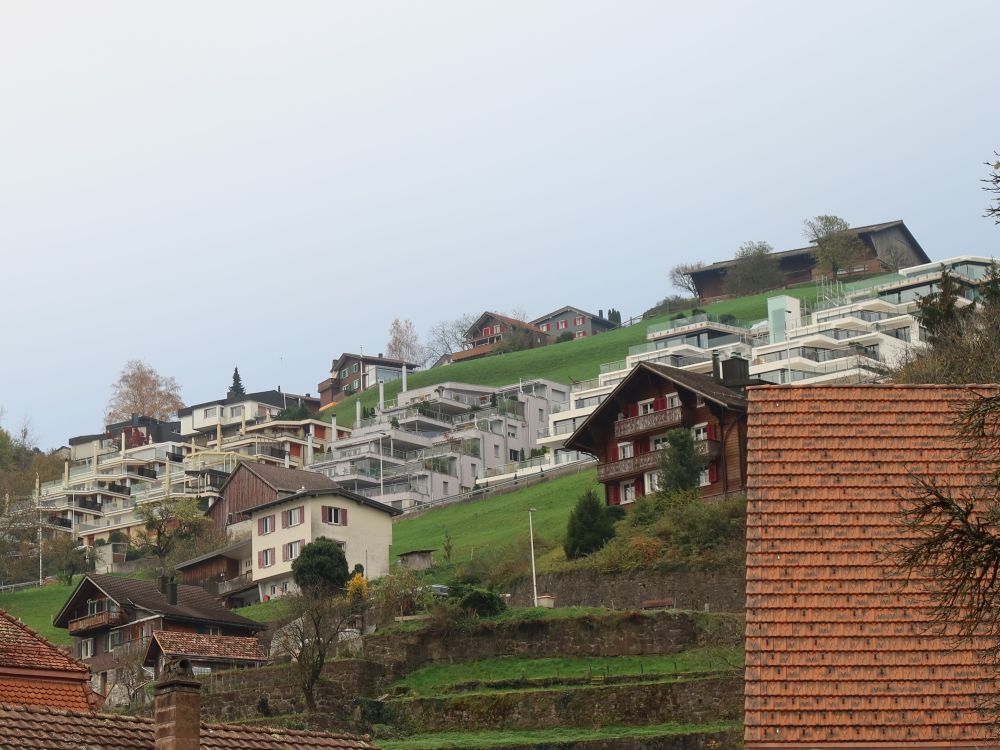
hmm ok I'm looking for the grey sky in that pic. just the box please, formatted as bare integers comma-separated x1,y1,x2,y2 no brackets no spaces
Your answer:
1,2,998,448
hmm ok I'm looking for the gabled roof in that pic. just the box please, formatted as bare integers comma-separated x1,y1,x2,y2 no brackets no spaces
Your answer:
0,610,88,674
744,384,998,748
143,631,267,667
564,362,747,455
218,462,339,498
691,220,930,275
530,305,614,327
0,703,378,750
52,574,263,632
244,486,403,518
463,311,543,339
174,539,252,571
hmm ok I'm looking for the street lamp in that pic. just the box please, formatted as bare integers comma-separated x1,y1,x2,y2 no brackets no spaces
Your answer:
528,507,538,607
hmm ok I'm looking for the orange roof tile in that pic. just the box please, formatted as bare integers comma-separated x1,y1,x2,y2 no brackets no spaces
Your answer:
0,703,379,749
745,384,1000,748
450,342,497,362
147,631,267,664
0,609,88,673
0,678,97,712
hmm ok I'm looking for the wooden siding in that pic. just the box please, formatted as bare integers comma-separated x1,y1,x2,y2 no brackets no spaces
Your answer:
212,467,279,534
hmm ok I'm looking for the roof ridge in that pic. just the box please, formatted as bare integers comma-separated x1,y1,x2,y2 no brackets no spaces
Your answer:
0,609,90,673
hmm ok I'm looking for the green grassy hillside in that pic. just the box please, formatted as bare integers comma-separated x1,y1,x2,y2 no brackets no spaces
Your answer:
329,283,825,429
0,581,75,645
390,469,599,567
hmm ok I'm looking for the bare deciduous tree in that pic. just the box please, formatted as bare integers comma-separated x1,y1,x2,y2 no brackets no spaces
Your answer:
723,241,782,296
425,313,476,366
385,318,424,364
669,262,704,297
985,152,1000,225
106,360,184,423
133,497,210,569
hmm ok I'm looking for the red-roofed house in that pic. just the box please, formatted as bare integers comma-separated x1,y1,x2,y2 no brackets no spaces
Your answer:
143,631,268,678
0,608,102,711
450,312,550,364
745,384,999,748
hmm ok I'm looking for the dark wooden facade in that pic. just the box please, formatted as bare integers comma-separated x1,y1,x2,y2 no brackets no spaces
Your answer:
209,466,279,533
565,364,748,505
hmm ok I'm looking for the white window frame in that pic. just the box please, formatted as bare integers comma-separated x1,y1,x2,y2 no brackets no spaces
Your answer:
692,422,708,442
699,467,710,487
638,399,655,416
284,540,301,561
557,320,569,330
260,515,275,535
284,507,304,528
651,433,669,452
324,506,346,526
261,548,275,567
617,441,634,459
645,471,661,494
203,407,217,418
667,394,681,409
620,480,636,504
229,405,244,418
79,638,95,659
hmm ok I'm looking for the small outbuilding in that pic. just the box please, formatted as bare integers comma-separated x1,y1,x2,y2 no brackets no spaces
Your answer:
396,549,436,571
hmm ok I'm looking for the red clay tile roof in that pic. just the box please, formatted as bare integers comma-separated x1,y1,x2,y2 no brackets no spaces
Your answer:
145,631,267,665
0,609,88,673
0,678,96,712
745,384,999,748
0,703,379,749
450,342,497,362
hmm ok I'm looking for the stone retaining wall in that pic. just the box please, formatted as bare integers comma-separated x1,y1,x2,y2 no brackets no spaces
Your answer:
380,675,744,732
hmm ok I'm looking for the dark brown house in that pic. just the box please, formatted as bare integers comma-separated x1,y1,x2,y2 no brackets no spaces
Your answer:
317,352,419,407
208,462,338,535
450,312,550,364
52,573,262,704
687,220,930,302
174,539,257,608
565,361,750,505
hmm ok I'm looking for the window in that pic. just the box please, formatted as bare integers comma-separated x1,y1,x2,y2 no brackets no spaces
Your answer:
620,480,636,504
638,399,655,416
352,363,360,373
575,330,586,338
651,434,669,451
699,468,710,487
282,540,303,561
203,407,217,418
507,425,518,438
282,506,304,528
258,515,275,535
645,471,661,493
617,442,634,460
87,598,104,616
695,395,705,407
692,423,708,442
206,626,222,636
270,584,277,595
538,408,544,422
667,394,681,409
509,449,519,461
443,481,450,494
574,316,585,326
557,320,569,330
281,582,289,593
259,548,275,568
494,444,500,458
77,638,94,659
540,323,551,332
230,405,244,418
322,506,348,526
340,368,349,379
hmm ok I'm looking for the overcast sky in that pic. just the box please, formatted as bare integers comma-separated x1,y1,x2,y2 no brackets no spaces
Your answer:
2,2,998,448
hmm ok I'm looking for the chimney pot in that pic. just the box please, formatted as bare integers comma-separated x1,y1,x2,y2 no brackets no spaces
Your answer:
166,579,178,606
154,658,201,750
158,575,169,595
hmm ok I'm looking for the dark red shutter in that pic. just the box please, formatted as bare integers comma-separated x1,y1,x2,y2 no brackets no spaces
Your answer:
610,445,618,461
628,404,639,418
257,518,264,535
708,463,719,483
636,475,644,496
341,508,348,526
609,485,621,505
707,423,717,441
257,551,264,567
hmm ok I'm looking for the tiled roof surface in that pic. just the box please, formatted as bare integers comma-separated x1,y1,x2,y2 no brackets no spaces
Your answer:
0,610,88,673
53,575,262,631
0,678,95,712
0,704,378,749
241,462,339,493
450,342,496,362
149,631,267,662
745,384,998,747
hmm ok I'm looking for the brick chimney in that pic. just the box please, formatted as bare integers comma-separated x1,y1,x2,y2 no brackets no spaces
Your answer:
154,658,201,750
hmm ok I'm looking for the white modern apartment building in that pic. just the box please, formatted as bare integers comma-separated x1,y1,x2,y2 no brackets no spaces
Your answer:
307,379,569,510
538,255,996,460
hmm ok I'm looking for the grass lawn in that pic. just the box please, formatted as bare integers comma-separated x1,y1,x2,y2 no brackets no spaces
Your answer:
376,722,740,750
392,647,744,696
389,468,599,568
234,597,292,623
0,581,76,645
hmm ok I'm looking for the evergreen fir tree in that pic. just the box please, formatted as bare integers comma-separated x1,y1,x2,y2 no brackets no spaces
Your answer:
564,489,616,559
656,428,706,495
228,367,246,398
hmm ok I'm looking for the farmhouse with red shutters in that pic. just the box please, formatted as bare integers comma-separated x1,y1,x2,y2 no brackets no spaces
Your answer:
564,358,752,505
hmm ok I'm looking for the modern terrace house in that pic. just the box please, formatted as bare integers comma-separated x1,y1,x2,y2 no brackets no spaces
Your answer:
564,361,750,505
688,219,930,302
449,312,550,364
0,608,102,711
744,384,1000,747
318,352,419,407
247,485,400,598
312,379,568,509
531,306,617,339
53,573,262,704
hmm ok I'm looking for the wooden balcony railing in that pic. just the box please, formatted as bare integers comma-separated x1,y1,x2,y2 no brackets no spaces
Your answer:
68,608,126,634
215,572,254,596
597,440,721,482
613,407,683,439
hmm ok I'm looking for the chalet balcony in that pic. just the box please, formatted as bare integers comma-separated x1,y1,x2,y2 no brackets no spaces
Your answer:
597,440,721,482
215,572,254,596
613,407,683,439
68,609,126,635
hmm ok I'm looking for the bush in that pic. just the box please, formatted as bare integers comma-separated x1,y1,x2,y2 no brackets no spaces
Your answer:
555,331,575,343
564,490,616,559
459,588,507,617
292,537,349,595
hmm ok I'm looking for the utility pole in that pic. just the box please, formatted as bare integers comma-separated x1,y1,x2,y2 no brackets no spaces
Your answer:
528,507,538,607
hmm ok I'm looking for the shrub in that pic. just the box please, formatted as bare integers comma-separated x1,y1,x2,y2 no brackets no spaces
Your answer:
556,331,575,343
656,429,706,495
564,490,616,559
292,537,350,595
459,588,507,617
